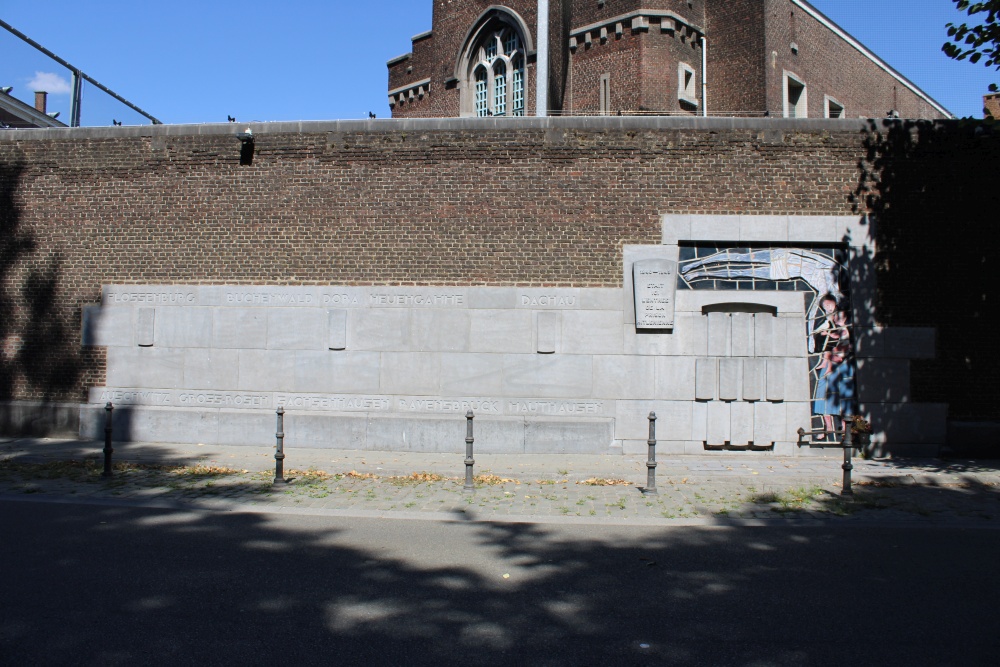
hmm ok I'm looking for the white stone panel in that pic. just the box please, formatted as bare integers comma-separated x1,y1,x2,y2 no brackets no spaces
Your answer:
536,311,561,354
238,350,295,391
502,355,593,398
266,309,326,351
690,215,739,241
410,309,471,353
516,289,581,310
730,402,754,445
155,307,213,348
691,401,708,441
788,216,837,243
593,356,655,400
654,356,696,400
328,310,348,350
623,314,707,357
707,312,731,356
739,215,788,242
613,400,693,441
856,358,911,403
524,419,614,454
754,314,774,357
183,349,240,390
469,310,533,354
719,359,742,401
107,347,185,388
783,317,807,357
661,214,691,245
743,359,765,401
706,402,731,444
561,311,624,355
731,312,754,357
348,309,411,352
783,357,811,402
466,288,516,309
283,413,369,449
380,352,441,395
766,358,786,401
439,353,504,395
622,245,679,324
695,358,717,400
785,402,812,441
213,309,267,349
754,402,787,445
136,308,155,347
215,410,278,447
292,351,381,394
364,415,467,453
81,306,133,347
579,288,624,311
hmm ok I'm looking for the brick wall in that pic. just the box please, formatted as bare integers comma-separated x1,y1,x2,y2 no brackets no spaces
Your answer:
705,0,767,114
764,0,946,119
1,117,997,421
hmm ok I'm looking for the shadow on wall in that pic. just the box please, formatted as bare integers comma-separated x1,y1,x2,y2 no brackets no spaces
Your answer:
0,153,106,436
851,118,1000,457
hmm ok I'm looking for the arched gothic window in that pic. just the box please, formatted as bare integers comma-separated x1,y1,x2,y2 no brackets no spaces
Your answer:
466,27,525,117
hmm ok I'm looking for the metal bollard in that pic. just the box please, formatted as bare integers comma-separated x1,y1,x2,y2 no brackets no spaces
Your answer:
644,411,658,495
274,406,288,484
463,410,475,493
841,426,854,497
102,402,114,477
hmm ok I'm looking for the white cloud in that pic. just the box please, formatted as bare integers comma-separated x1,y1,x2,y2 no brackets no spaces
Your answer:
26,71,72,95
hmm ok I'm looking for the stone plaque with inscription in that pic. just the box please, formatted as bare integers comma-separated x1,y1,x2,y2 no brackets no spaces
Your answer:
633,259,677,329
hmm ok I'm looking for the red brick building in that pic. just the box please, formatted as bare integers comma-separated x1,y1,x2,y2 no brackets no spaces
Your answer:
388,0,950,119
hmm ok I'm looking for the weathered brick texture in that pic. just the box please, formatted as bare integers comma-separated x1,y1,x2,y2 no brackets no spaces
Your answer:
1,117,997,420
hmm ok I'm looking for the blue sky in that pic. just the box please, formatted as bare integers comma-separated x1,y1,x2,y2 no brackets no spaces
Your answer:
1,1,995,125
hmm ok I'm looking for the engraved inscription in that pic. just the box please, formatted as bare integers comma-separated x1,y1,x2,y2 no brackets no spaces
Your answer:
633,259,677,328
98,389,172,405
368,293,465,307
397,398,502,414
519,294,577,307
275,394,390,411
507,400,605,415
226,292,314,305
107,291,195,305
178,392,270,407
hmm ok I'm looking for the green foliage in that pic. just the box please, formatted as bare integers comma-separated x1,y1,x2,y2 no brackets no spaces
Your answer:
943,1,1000,92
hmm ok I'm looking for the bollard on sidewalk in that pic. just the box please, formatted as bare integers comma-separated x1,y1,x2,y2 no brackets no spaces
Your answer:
643,411,658,495
102,402,114,478
274,406,288,484
463,410,475,493
841,426,854,497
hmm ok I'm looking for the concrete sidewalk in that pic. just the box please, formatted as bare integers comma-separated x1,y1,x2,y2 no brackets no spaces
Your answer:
2,437,999,525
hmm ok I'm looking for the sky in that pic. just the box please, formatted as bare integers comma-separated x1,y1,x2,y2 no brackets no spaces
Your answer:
1,1,995,126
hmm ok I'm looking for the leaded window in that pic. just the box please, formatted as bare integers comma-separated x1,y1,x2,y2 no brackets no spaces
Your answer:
468,28,525,117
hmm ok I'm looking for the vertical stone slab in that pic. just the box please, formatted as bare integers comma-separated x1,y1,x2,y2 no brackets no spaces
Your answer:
731,313,754,357
766,358,786,401
706,402,731,445
536,312,560,354
754,314,774,357
754,402,787,445
632,259,677,329
136,308,155,347
691,400,708,441
718,358,742,401
695,358,717,401
707,312,731,356
730,402,754,445
743,359,765,401
328,310,348,350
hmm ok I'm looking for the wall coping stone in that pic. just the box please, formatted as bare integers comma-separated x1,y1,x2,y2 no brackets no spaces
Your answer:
0,116,959,142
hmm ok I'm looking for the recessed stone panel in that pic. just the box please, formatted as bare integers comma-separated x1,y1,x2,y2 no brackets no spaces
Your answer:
730,402,754,445
719,358,742,401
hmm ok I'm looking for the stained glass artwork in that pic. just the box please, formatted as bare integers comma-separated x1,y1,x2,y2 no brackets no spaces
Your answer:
679,245,857,441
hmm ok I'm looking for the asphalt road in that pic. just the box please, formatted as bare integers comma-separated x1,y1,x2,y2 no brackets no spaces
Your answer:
2,499,998,666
